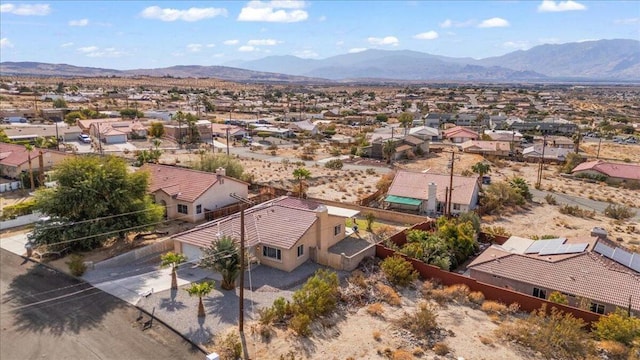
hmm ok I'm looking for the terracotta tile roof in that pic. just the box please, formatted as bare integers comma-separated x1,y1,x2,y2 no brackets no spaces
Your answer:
572,160,640,181
443,126,479,139
461,140,511,152
469,250,640,312
0,142,67,167
141,163,245,202
172,196,321,250
387,170,479,206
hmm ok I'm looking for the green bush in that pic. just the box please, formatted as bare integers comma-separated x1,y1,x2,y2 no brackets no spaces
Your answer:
324,159,344,170
292,269,340,320
290,313,311,336
66,254,87,276
0,198,37,220
215,332,242,360
548,291,568,305
604,204,636,220
593,308,640,345
380,255,418,287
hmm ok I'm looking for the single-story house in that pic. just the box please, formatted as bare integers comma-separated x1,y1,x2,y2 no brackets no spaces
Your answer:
171,196,360,272
142,164,249,223
572,160,640,183
522,145,571,163
461,140,511,157
409,126,440,142
443,126,479,144
0,143,70,180
253,126,294,138
534,135,574,149
87,119,148,143
468,236,640,316
385,170,479,216
288,120,318,136
483,129,522,143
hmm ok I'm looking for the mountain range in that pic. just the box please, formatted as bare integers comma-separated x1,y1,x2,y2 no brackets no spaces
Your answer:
1,39,638,83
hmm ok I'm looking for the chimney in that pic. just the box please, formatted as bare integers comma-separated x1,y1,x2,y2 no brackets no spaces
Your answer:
427,182,437,213
315,204,329,250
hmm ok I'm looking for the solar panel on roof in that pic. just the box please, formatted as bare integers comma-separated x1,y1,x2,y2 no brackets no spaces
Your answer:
567,243,589,253
612,249,633,268
525,238,566,254
594,242,614,257
594,242,640,273
630,254,640,273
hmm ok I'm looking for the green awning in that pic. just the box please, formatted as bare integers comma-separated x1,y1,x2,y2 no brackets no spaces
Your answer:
384,195,422,206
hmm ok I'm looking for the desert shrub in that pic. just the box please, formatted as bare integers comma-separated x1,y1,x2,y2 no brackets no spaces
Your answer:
481,301,507,315
598,340,630,360
367,303,385,317
478,335,494,346
330,147,341,156
544,194,557,205
509,176,532,200
559,204,595,218
480,181,525,214
433,342,450,356
481,226,511,238
366,168,377,175
443,284,470,302
324,159,344,170
290,313,311,337
428,288,451,305
468,291,485,305
376,283,402,306
215,332,242,360
66,254,87,276
391,349,413,360
380,255,418,287
593,308,640,345
421,280,435,297
372,330,382,341
548,291,569,305
604,204,636,220
292,269,339,320
396,302,438,337
496,305,594,360
348,270,367,288
0,198,37,220
257,307,276,325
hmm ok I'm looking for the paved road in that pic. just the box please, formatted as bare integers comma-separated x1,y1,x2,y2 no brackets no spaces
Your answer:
0,249,203,360
531,188,640,221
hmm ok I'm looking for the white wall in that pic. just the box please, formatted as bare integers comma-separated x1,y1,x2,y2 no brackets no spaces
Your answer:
193,178,249,222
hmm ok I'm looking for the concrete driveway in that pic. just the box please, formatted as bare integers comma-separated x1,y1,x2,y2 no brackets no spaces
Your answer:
0,232,29,256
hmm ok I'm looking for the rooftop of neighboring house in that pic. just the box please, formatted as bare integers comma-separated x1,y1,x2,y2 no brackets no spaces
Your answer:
522,145,571,159
172,196,358,250
443,126,479,138
387,169,478,205
141,163,247,203
572,160,640,181
461,140,511,153
0,142,68,167
468,236,640,312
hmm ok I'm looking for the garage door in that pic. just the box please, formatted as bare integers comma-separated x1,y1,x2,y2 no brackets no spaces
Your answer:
181,243,203,264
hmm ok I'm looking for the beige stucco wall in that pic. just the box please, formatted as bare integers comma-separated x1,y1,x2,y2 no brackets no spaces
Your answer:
1,151,69,179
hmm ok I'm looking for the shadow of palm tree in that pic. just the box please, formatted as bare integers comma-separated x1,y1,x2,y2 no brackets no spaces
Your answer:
159,289,186,312
203,289,258,325
2,252,124,336
184,316,213,345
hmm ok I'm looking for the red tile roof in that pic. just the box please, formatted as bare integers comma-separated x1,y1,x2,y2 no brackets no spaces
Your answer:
572,160,640,181
469,251,640,312
141,163,246,202
172,196,324,250
0,142,67,167
443,126,479,139
387,170,479,205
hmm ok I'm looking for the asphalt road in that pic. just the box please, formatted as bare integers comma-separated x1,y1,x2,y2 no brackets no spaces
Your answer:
531,188,640,221
0,249,204,360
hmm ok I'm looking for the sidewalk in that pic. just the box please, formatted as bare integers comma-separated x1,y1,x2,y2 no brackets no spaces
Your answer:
0,232,29,256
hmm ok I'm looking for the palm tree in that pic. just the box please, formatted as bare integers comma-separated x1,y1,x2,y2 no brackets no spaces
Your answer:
382,139,397,164
471,162,491,187
160,252,187,290
152,138,162,151
199,236,240,290
185,281,214,317
173,111,185,148
292,167,311,198
398,112,413,135
24,144,35,190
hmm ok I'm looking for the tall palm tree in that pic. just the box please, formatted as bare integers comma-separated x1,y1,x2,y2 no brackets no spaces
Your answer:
173,111,185,148
398,112,413,136
160,252,187,290
292,167,311,198
24,144,35,190
382,139,397,164
199,236,241,290
185,281,214,317
471,162,491,187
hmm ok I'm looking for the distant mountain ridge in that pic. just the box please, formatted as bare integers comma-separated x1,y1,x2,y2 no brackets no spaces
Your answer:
1,39,638,82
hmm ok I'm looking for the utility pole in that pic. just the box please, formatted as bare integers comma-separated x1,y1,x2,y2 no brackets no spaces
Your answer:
229,193,255,334
536,135,546,188
596,137,602,159
96,122,103,155
447,150,455,217
225,127,230,156
55,121,60,151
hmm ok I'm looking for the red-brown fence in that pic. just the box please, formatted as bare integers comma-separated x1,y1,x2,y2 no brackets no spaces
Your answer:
377,224,602,326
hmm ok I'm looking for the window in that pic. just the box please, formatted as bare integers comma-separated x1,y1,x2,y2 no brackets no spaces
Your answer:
263,246,281,261
196,205,202,214
532,287,547,299
453,203,461,211
590,302,605,314
177,204,188,214
334,224,341,236
297,245,304,257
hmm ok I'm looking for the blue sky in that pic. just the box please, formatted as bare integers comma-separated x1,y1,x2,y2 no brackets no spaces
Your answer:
1,1,638,69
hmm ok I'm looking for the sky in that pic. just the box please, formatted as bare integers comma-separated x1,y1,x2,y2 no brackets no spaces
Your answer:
1,1,639,69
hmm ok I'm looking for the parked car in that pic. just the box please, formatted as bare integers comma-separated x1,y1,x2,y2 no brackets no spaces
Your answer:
78,134,91,143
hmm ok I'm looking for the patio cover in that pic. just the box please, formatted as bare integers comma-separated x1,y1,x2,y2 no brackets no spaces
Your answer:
384,195,422,206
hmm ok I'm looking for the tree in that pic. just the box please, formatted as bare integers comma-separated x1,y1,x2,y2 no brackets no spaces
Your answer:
549,291,569,305
509,176,532,200
398,112,413,135
471,162,491,187
29,155,164,251
52,98,67,108
120,108,144,119
34,136,57,149
24,144,35,190
185,281,215,317
64,111,86,126
199,236,241,290
192,154,246,181
292,167,311,198
375,114,388,123
160,252,187,290
173,111,186,147
0,128,11,143
382,139,397,164
149,122,165,138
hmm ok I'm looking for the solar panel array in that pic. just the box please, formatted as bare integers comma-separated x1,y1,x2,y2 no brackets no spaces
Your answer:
524,238,588,256
524,238,566,254
594,242,640,273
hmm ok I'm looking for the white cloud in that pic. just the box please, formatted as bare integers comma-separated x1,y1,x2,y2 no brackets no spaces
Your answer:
77,46,99,53
439,18,474,28
538,0,586,12
614,17,639,25
318,15,326,22
440,19,452,28
187,43,203,52
223,39,239,45
503,40,531,50
294,49,318,58
247,39,280,46
237,0,308,23
413,31,439,40
0,3,51,16
367,36,399,46
348,47,367,53
140,6,227,22
1,38,14,48
61,42,74,47
478,17,510,28
238,45,257,52
77,46,122,58
206,44,215,48
68,18,89,27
